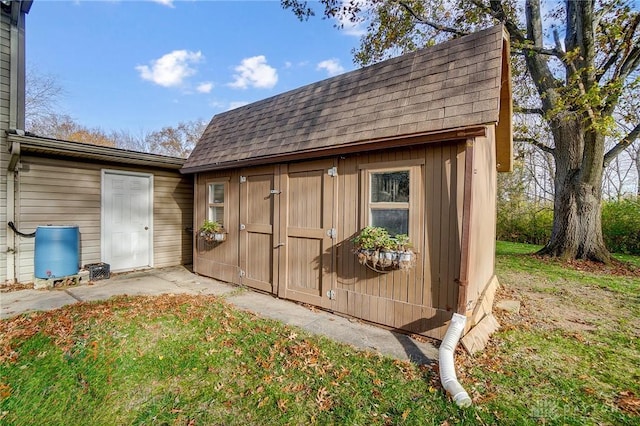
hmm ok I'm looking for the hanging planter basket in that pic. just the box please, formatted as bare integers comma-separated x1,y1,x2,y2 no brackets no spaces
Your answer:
356,248,416,273
198,220,226,244
352,226,416,273
200,231,227,243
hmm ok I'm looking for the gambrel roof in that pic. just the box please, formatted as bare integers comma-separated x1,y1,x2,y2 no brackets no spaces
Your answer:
182,25,511,174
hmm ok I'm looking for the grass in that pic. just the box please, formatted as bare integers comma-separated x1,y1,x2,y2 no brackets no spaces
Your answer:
1,243,639,425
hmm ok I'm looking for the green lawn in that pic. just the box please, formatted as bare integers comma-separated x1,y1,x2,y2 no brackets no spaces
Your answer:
1,243,638,425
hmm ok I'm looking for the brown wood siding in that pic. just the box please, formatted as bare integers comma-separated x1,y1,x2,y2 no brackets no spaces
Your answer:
0,13,11,283
193,141,472,340
193,171,240,285
15,156,192,282
467,126,498,311
334,143,464,339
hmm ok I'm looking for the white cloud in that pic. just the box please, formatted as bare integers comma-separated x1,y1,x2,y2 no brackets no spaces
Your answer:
136,50,203,88
228,101,249,110
208,100,225,109
317,59,345,77
229,55,278,89
197,82,214,94
151,0,175,8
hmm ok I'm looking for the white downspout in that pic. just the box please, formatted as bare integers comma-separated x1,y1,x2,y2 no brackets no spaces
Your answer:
439,313,472,407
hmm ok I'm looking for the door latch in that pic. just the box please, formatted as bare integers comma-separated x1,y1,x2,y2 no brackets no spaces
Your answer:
326,228,337,239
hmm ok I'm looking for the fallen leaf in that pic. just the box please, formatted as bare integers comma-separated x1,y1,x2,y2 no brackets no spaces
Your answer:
402,408,411,420
277,398,288,412
617,390,640,415
0,383,11,399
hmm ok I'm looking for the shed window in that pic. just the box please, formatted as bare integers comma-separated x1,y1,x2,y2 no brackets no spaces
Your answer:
369,170,410,236
208,182,226,226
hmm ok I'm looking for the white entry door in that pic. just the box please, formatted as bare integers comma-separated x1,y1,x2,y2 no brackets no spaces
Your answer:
102,170,153,271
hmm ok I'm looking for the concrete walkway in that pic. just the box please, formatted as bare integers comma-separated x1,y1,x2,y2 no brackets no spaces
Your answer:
0,265,438,364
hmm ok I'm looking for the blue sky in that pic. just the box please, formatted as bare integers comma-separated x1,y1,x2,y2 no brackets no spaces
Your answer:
27,0,362,134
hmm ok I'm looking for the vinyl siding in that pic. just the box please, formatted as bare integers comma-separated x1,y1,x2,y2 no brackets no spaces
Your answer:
0,12,11,283
15,155,193,282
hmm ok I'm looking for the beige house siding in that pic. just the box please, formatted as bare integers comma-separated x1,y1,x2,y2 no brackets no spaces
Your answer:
15,155,192,283
1,12,11,283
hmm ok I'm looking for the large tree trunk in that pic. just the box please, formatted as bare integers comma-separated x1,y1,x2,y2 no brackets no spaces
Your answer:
537,116,611,263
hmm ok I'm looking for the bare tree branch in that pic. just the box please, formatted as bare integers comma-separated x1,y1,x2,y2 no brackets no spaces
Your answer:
515,137,555,155
469,0,527,44
512,44,565,58
395,1,468,36
514,106,544,115
604,122,640,166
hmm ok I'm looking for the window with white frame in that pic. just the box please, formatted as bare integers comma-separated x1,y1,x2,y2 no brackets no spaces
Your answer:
207,182,226,226
369,170,410,236
361,160,422,238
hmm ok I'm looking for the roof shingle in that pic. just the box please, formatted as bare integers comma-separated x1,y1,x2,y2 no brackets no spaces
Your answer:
183,25,509,173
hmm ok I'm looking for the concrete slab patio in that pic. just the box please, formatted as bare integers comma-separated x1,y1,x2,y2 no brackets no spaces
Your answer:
0,266,438,364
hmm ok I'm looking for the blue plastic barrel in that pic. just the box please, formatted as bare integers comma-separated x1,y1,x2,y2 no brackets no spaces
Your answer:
34,226,80,279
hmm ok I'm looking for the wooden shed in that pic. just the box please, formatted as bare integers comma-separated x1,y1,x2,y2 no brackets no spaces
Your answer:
182,26,512,340
6,133,193,283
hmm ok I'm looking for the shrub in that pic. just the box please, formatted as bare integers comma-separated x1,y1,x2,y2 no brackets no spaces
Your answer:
496,200,553,246
601,198,640,255
497,197,640,255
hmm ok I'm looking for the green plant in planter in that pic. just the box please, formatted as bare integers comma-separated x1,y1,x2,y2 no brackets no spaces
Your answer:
352,226,390,251
200,219,223,233
353,227,415,271
394,234,412,252
199,220,225,242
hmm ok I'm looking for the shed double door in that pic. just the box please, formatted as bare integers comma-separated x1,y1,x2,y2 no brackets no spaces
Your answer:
278,160,336,310
239,167,278,293
238,161,336,309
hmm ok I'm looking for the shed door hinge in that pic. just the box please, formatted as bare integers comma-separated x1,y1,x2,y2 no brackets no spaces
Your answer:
240,176,247,183
328,167,338,177
326,228,337,239
239,269,246,277
326,290,336,300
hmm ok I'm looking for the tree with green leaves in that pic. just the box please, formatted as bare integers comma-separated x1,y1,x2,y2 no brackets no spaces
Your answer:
284,0,639,263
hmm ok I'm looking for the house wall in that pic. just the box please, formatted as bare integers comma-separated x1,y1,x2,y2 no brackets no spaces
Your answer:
14,155,193,282
0,11,11,284
334,142,466,339
193,169,241,285
194,140,475,340
466,126,498,312
2,2,28,284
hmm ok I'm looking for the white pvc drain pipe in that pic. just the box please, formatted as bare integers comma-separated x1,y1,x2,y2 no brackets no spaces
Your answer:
439,313,472,407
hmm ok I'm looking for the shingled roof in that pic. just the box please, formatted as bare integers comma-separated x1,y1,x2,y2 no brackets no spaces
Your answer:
182,25,511,174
